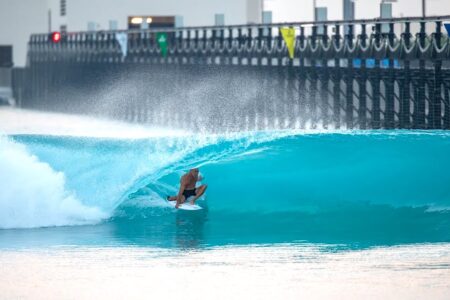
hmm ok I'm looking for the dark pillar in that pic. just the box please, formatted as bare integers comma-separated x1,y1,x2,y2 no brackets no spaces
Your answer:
415,21,427,129
431,21,443,129
298,26,307,129
345,24,354,129
320,24,329,128
371,23,382,129
310,25,318,127
400,22,412,129
384,22,395,129
444,79,450,129
333,25,341,129
358,24,368,129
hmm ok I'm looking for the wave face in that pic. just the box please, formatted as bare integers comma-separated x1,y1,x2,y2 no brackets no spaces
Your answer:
2,131,450,234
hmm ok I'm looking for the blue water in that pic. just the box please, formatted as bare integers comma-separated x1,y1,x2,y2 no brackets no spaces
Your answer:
1,130,450,250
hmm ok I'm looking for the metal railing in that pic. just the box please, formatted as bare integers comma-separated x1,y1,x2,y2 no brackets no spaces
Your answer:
16,16,450,130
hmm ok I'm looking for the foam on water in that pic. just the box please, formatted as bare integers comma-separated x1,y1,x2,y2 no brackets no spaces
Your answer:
0,107,189,138
0,136,107,228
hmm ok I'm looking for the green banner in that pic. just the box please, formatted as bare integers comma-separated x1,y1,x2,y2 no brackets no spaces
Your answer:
156,32,168,57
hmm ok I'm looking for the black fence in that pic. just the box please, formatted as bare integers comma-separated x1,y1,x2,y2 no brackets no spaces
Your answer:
16,16,450,130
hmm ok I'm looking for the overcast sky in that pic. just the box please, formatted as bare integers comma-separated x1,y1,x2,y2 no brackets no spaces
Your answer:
264,0,450,23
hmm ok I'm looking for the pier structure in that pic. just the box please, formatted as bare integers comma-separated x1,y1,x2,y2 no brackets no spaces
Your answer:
15,16,450,130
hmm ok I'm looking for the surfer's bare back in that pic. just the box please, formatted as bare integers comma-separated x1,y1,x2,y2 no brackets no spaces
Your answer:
167,168,207,208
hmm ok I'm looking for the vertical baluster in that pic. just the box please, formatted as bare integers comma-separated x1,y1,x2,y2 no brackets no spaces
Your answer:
202,29,207,65
186,30,191,66
227,28,233,65
237,28,243,66
194,29,199,65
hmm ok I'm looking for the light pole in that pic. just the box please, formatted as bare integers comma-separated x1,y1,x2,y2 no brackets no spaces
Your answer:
422,0,426,18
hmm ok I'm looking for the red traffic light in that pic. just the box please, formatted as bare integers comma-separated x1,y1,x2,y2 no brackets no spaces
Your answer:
51,32,61,43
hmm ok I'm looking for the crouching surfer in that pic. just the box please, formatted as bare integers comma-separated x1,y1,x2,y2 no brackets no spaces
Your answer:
167,168,207,209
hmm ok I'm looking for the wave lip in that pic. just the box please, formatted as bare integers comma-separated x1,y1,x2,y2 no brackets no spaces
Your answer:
0,136,107,229
3,129,450,229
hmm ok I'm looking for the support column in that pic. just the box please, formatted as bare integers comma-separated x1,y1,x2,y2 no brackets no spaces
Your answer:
298,26,307,129
444,79,450,129
345,24,354,129
333,25,341,129
400,22,412,129
415,22,427,129
371,23,381,129
431,21,443,129
384,22,395,129
358,24,368,129
320,24,329,128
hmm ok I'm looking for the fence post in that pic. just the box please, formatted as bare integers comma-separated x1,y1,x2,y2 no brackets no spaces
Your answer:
384,22,396,129
400,22,412,128
432,21,443,129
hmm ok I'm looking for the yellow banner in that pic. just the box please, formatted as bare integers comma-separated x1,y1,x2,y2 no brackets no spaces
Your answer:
280,27,296,59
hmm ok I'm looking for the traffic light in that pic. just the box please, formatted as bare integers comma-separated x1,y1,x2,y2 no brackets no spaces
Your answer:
50,32,62,43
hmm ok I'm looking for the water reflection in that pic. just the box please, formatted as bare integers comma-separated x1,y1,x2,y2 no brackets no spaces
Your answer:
1,205,449,251
175,211,207,249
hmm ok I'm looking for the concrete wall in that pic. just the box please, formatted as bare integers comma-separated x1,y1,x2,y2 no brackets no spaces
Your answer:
0,0,48,67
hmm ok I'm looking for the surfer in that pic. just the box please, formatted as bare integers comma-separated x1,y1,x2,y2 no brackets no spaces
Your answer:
167,168,207,209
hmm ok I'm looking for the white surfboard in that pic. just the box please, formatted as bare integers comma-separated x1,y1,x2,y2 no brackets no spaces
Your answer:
166,198,203,211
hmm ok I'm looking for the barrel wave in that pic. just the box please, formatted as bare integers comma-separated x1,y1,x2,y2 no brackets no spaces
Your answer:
2,130,450,245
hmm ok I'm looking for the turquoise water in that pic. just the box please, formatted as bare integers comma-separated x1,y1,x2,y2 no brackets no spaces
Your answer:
1,130,450,250
2,130,450,298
